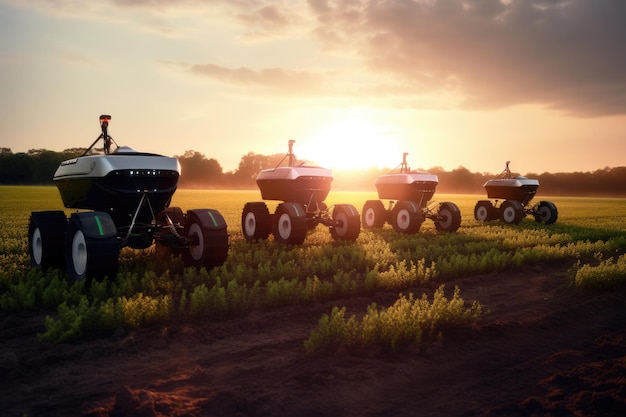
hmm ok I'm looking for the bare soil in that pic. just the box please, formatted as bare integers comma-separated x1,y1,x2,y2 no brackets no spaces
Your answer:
1,263,625,417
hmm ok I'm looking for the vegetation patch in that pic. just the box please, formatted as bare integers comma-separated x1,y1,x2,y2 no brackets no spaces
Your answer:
1,188,625,345
573,253,626,289
304,285,484,353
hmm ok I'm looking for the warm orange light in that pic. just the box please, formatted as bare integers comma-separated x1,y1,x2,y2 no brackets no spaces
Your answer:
300,117,402,170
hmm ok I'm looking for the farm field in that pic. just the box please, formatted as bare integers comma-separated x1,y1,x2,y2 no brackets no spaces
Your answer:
1,186,626,416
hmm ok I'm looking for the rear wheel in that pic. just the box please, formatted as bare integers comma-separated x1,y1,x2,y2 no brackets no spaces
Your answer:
65,212,119,281
29,211,67,270
272,203,307,245
330,204,361,241
435,202,461,232
500,200,524,224
391,201,423,234
183,209,229,269
241,202,272,241
534,201,558,224
474,201,497,222
362,200,386,229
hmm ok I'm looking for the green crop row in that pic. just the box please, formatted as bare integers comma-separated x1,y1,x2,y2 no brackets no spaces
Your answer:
1,187,625,345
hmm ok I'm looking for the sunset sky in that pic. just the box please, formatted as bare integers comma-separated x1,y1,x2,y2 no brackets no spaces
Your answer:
1,0,625,174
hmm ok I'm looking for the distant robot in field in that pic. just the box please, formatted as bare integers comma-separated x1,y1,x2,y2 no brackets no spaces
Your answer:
29,115,229,281
361,153,462,234
241,140,361,244
474,161,558,225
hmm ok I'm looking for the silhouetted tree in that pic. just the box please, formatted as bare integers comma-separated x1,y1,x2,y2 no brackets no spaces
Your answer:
232,152,288,186
176,150,223,188
235,152,267,183
1,148,625,196
0,153,32,184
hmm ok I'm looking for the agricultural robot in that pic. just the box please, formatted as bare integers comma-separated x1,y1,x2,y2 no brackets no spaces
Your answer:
362,153,461,234
241,140,361,244
474,161,558,224
28,115,229,281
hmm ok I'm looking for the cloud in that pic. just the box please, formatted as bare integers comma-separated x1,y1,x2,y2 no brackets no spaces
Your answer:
186,62,328,95
235,4,290,29
112,0,306,40
56,47,97,65
306,0,626,117
229,1,310,41
13,0,625,116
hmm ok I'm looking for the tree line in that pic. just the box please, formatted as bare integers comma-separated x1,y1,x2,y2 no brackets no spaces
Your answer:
1,147,625,197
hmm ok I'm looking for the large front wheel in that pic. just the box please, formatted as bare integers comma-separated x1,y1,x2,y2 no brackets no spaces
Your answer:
391,201,423,234
362,200,386,229
241,202,272,241
330,204,361,241
65,212,119,281
534,201,558,225
183,209,229,269
29,211,67,271
272,203,307,245
435,202,461,232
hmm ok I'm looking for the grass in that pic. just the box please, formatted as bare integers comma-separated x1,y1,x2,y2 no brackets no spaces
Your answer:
1,186,625,345
304,285,485,353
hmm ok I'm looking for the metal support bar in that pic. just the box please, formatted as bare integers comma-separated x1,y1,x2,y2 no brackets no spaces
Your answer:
124,192,157,241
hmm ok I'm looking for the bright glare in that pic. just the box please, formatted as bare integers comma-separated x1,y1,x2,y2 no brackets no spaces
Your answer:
298,118,403,170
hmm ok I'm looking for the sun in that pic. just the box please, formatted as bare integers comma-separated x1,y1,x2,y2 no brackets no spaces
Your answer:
298,118,403,171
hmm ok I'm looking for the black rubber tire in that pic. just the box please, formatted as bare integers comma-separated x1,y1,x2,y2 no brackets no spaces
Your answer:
534,201,558,225
330,204,361,241
391,201,423,234
500,200,525,224
183,210,229,269
435,202,462,232
474,200,497,222
29,211,67,271
65,212,119,281
362,200,386,229
241,202,272,241
272,203,307,245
